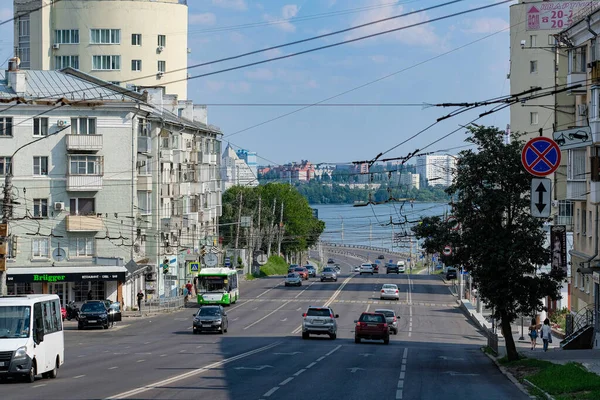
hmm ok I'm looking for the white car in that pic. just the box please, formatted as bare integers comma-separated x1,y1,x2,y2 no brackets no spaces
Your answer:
359,263,374,275
354,265,361,272
397,261,406,273
380,284,400,300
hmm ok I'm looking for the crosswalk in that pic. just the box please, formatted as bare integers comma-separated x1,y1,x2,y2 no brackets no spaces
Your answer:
241,298,457,307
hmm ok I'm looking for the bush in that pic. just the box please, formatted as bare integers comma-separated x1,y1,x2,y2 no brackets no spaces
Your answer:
549,308,569,331
258,255,289,277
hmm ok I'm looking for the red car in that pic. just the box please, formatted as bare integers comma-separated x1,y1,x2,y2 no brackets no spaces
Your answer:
355,312,390,344
61,306,67,321
293,266,309,280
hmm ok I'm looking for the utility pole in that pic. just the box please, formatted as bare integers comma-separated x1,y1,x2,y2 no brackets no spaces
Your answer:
235,191,243,250
277,202,283,256
369,221,372,247
340,216,344,245
255,195,262,251
267,198,276,256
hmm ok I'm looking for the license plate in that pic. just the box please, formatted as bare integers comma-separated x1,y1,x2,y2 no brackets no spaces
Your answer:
313,320,324,324
202,324,212,327
88,320,97,323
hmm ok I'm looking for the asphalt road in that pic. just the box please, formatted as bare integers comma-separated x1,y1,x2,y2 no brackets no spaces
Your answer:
2,250,528,400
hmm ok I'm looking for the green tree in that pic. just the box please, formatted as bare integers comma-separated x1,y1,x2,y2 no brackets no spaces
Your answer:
412,126,565,361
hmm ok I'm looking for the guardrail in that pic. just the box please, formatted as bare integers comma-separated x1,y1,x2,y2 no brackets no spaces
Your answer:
137,295,186,313
320,242,407,256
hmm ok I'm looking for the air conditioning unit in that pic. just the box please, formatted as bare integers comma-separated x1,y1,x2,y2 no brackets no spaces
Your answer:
145,272,157,281
52,43,60,50
157,46,164,52
136,160,146,168
54,202,65,211
578,104,588,116
57,119,69,127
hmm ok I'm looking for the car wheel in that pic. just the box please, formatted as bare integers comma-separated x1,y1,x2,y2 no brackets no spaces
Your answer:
193,328,197,334
384,337,390,345
26,362,36,383
46,358,58,379
77,324,83,330
302,332,309,340
329,333,337,340
355,336,360,344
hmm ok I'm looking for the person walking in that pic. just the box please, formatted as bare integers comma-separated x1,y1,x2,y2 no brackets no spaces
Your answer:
87,290,93,301
541,318,552,352
528,318,538,350
137,290,144,314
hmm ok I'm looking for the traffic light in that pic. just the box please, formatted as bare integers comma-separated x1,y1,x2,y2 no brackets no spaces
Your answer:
201,246,206,257
162,258,169,274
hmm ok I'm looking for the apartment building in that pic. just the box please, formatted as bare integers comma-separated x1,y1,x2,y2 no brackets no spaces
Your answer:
415,155,456,187
0,64,221,309
221,144,258,190
14,0,188,99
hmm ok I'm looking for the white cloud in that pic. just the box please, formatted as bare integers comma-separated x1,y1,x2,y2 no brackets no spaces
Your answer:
211,0,247,11
369,55,388,63
264,4,300,32
189,13,217,26
245,68,275,80
462,17,509,34
344,0,439,47
228,81,251,93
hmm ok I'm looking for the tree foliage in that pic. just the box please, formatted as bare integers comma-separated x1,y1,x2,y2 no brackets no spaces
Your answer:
412,126,565,361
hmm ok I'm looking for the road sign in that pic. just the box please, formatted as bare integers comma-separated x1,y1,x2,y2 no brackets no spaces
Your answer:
224,257,231,267
204,253,218,267
443,245,452,256
257,253,268,265
521,137,561,177
552,126,592,150
446,216,461,231
188,262,199,274
531,178,551,218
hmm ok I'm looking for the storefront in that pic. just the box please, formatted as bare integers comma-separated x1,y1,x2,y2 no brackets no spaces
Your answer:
6,266,127,306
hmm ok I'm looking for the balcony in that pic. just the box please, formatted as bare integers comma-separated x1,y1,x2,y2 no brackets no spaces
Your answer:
183,212,199,228
173,150,190,164
138,175,152,191
567,72,587,93
67,175,103,191
161,216,183,232
66,134,103,152
567,180,587,201
66,215,103,232
160,149,173,162
138,136,151,154
160,183,171,197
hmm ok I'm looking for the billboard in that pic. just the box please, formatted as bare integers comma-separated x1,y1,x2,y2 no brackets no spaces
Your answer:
551,225,567,275
526,1,600,31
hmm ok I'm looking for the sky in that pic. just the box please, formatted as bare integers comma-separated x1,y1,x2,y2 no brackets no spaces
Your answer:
0,0,513,168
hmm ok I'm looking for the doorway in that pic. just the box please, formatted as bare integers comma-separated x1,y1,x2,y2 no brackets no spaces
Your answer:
49,282,66,306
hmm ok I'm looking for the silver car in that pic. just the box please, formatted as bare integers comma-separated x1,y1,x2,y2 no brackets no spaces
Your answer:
380,283,400,300
374,308,400,334
302,306,339,340
321,267,337,282
285,273,302,287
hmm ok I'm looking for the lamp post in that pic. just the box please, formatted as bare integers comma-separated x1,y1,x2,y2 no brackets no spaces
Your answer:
1,125,70,296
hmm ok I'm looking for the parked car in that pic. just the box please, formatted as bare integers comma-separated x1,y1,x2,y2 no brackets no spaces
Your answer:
305,265,317,277
302,306,339,340
321,267,338,282
386,262,399,274
285,273,303,287
192,305,228,334
380,284,400,300
371,263,379,274
374,308,400,335
294,266,309,280
354,312,390,344
446,269,458,280
327,258,335,264
359,263,374,275
378,255,385,259
397,261,406,273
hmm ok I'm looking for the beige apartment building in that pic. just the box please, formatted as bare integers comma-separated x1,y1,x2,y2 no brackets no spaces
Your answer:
13,0,188,99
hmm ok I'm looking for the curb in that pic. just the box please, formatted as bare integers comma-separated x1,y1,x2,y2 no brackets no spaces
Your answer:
481,349,535,399
523,379,555,400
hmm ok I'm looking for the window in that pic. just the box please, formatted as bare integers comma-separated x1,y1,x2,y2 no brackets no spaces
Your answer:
69,198,95,216
530,60,538,73
137,191,152,214
90,29,120,44
132,33,141,46
582,204,587,235
70,237,95,257
32,238,49,258
131,59,142,71
590,210,593,237
137,156,150,175
158,60,166,73
569,46,587,73
55,55,79,69
18,15,30,69
69,156,103,175
568,149,587,180
19,15,30,39
55,29,79,44
557,200,573,227
33,156,49,176
71,117,97,135
530,112,539,125
530,34,537,47
33,199,48,218
33,117,49,136
73,282,105,302
138,118,149,136
0,117,13,136
0,157,11,176
158,34,166,47
92,55,120,70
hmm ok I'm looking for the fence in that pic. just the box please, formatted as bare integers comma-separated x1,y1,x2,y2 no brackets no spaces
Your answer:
133,295,186,314
321,242,408,257
487,331,499,356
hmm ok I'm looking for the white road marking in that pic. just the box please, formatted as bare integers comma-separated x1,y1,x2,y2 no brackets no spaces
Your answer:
396,389,403,399
109,366,119,370
252,307,258,311
326,346,342,356
306,362,316,368
317,356,325,362
365,304,371,312
263,387,279,397
295,281,316,298
196,345,203,348
160,354,167,357
244,302,290,330
294,369,306,376
396,348,408,400
137,360,145,363
33,384,46,388
280,377,294,386
400,371,405,380
105,342,281,399
256,281,285,298
74,375,85,379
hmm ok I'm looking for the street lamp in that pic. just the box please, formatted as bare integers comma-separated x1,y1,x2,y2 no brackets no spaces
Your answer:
1,125,71,296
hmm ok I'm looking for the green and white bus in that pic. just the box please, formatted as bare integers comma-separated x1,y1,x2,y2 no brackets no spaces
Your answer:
195,268,239,305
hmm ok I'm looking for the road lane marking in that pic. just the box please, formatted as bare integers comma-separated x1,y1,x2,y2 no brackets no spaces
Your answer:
137,360,145,363
105,342,281,399
306,362,316,368
33,384,46,388
294,369,306,376
263,387,279,397
109,366,119,370
295,281,316,298
326,346,341,356
365,304,370,312
280,377,294,386
74,375,85,379
397,348,408,400
256,281,285,298
317,356,325,362
244,302,290,330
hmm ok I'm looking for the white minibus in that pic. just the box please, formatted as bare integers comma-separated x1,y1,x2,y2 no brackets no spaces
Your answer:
0,295,64,382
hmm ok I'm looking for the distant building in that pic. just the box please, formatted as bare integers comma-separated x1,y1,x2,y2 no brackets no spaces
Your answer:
416,155,456,187
221,144,258,190
236,149,258,178
399,173,420,190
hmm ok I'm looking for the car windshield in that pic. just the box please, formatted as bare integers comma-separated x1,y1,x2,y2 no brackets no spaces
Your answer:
198,307,221,317
375,310,395,317
197,276,227,293
287,273,298,278
382,284,397,289
323,268,334,272
0,306,31,339
81,303,106,313
307,308,331,317
359,314,385,323
306,266,315,269
294,267,305,272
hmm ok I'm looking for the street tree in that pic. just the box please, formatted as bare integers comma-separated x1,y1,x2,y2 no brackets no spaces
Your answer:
412,126,565,361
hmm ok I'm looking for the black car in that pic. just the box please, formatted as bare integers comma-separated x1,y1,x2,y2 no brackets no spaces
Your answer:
305,265,317,277
371,263,379,274
193,305,228,334
446,269,458,280
78,301,110,330
327,258,335,264
386,263,399,274
377,255,385,260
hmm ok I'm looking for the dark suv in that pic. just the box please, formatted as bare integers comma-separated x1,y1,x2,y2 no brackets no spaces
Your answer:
446,269,458,280
354,312,390,344
193,305,228,334
386,262,399,274
78,301,110,330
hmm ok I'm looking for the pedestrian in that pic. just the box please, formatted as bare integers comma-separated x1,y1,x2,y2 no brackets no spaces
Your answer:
87,290,93,300
137,290,144,313
186,281,193,297
541,318,552,352
528,318,538,350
